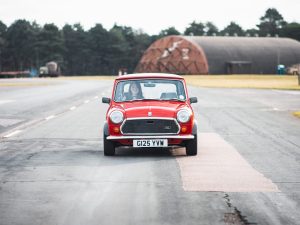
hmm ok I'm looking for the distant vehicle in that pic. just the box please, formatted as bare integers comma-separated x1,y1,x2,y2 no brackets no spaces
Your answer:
39,61,60,77
102,73,198,156
286,64,300,75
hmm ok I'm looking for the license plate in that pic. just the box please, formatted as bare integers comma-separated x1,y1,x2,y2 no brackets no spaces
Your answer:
133,139,168,147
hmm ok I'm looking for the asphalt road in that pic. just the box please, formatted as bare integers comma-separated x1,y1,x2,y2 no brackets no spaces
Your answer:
0,78,300,225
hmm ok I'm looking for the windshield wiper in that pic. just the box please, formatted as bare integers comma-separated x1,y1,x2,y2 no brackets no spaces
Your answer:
162,98,185,102
118,98,154,102
140,98,161,101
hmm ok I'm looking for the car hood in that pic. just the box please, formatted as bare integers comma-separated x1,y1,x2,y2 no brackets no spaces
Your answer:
117,101,188,118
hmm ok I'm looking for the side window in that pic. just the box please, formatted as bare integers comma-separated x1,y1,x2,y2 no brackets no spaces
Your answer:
114,81,131,101
114,82,123,101
176,81,186,100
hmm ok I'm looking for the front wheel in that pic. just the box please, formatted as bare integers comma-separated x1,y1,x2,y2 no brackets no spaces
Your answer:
185,134,197,156
103,133,115,156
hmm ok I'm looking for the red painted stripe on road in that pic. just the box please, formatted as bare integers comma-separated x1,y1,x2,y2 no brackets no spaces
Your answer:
174,133,279,192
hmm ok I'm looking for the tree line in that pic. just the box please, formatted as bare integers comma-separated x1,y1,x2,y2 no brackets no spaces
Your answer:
0,8,299,75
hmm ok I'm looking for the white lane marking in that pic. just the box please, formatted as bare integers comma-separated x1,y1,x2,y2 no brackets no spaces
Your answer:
0,100,15,105
84,100,90,104
261,107,282,111
273,90,300,95
4,130,22,138
261,108,298,112
174,132,279,192
94,96,99,99
70,106,76,111
45,115,56,120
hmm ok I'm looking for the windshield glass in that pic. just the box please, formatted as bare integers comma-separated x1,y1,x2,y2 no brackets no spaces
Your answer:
114,79,186,102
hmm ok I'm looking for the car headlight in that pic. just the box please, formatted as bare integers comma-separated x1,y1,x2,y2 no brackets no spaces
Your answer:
177,109,191,123
109,110,124,124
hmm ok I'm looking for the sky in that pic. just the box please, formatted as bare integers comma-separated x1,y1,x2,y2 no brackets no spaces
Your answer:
0,0,299,35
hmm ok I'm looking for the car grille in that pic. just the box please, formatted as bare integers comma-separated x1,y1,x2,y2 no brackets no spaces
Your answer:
121,118,179,135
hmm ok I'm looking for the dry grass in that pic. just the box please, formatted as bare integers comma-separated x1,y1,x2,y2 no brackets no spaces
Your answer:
0,82,55,87
58,76,115,81
60,75,300,90
1,75,299,90
0,76,115,87
184,75,300,90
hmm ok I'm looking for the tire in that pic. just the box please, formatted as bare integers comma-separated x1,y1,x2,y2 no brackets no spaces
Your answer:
185,134,197,156
103,133,115,156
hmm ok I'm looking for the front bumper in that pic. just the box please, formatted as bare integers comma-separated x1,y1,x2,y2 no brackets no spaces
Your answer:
107,135,194,140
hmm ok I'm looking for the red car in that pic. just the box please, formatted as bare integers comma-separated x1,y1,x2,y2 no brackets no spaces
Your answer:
102,73,198,156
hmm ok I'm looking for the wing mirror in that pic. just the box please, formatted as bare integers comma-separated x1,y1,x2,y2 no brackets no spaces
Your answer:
189,97,198,104
102,97,111,104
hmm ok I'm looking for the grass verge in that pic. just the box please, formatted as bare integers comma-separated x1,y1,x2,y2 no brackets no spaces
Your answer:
184,75,300,90
1,75,299,90
0,82,56,87
59,75,300,90
58,76,115,81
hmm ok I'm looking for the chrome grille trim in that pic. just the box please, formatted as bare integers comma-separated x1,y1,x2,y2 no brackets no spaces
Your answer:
107,135,194,140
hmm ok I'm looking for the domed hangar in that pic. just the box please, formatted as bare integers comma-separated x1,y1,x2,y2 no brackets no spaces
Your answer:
135,36,300,74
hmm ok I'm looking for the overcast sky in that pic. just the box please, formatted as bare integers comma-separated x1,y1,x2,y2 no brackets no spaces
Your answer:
0,0,299,35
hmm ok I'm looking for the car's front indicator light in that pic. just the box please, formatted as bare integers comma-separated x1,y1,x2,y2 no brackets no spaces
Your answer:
113,127,120,133
181,126,187,133
177,109,191,123
109,110,124,124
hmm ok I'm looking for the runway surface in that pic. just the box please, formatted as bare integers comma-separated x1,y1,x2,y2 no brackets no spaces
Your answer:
0,78,300,225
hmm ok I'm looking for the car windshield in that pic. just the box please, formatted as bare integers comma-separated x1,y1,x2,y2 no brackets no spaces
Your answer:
114,79,186,102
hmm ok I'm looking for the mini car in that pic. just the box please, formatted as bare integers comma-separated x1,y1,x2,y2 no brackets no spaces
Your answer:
102,73,198,156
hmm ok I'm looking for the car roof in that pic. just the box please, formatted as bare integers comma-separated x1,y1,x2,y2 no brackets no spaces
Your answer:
115,73,184,81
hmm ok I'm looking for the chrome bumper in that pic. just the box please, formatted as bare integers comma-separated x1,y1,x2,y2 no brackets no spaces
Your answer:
107,135,194,140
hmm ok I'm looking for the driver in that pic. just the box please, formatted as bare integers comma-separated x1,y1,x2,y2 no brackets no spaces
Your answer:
124,81,143,100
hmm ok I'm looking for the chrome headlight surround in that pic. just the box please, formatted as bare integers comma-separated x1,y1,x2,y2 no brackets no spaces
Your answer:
177,109,191,123
109,110,124,124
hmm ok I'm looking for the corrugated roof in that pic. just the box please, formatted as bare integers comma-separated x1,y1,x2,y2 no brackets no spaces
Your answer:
182,36,300,74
